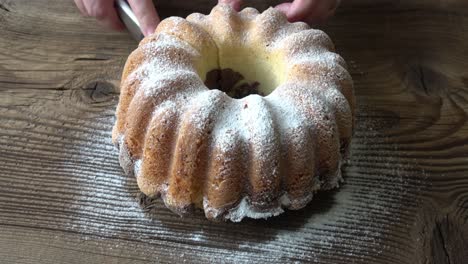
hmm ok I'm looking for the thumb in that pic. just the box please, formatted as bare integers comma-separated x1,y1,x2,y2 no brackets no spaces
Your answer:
284,0,319,22
275,2,291,15
218,0,242,11
128,0,160,36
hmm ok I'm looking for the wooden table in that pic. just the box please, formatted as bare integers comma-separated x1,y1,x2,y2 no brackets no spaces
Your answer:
1,0,467,263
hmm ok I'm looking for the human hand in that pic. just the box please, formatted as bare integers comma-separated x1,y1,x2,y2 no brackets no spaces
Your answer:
74,0,160,36
219,0,340,25
276,0,340,24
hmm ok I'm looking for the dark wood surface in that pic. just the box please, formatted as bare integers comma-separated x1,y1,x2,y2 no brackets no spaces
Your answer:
1,0,467,263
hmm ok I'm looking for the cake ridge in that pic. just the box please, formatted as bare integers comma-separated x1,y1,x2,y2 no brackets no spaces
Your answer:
241,95,282,209
139,100,179,197
165,89,227,213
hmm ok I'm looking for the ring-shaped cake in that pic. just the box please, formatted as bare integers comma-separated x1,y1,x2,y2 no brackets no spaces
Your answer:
113,4,355,221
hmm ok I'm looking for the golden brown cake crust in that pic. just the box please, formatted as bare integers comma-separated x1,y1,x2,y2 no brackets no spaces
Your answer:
113,4,355,221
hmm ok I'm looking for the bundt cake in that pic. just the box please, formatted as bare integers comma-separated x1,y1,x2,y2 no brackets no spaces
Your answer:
112,4,355,222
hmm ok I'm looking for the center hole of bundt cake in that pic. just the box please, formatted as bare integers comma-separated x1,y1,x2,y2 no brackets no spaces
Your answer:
204,69,264,99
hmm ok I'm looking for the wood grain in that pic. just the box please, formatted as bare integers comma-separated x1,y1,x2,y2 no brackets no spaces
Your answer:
1,0,467,263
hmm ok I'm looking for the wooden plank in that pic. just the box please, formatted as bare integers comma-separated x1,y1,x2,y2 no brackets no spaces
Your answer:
0,0,467,263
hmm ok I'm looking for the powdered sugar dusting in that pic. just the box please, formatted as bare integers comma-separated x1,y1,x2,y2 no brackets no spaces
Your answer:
134,34,204,98
276,28,333,51
226,196,284,222
210,100,243,153
241,95,277,148
266,92,307,132
223,192,319,222
134,159,142,178
180,89,226,131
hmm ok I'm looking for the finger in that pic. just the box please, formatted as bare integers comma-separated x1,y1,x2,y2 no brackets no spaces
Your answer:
128,0,160,36
218,0,242,11
303,2,336,25
98,9,126,31
74,0,88,16
286,0,320,22
84,0,125,30
275,2,291,16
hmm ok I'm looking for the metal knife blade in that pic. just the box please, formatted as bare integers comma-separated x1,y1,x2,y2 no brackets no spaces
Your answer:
115,0,144,41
